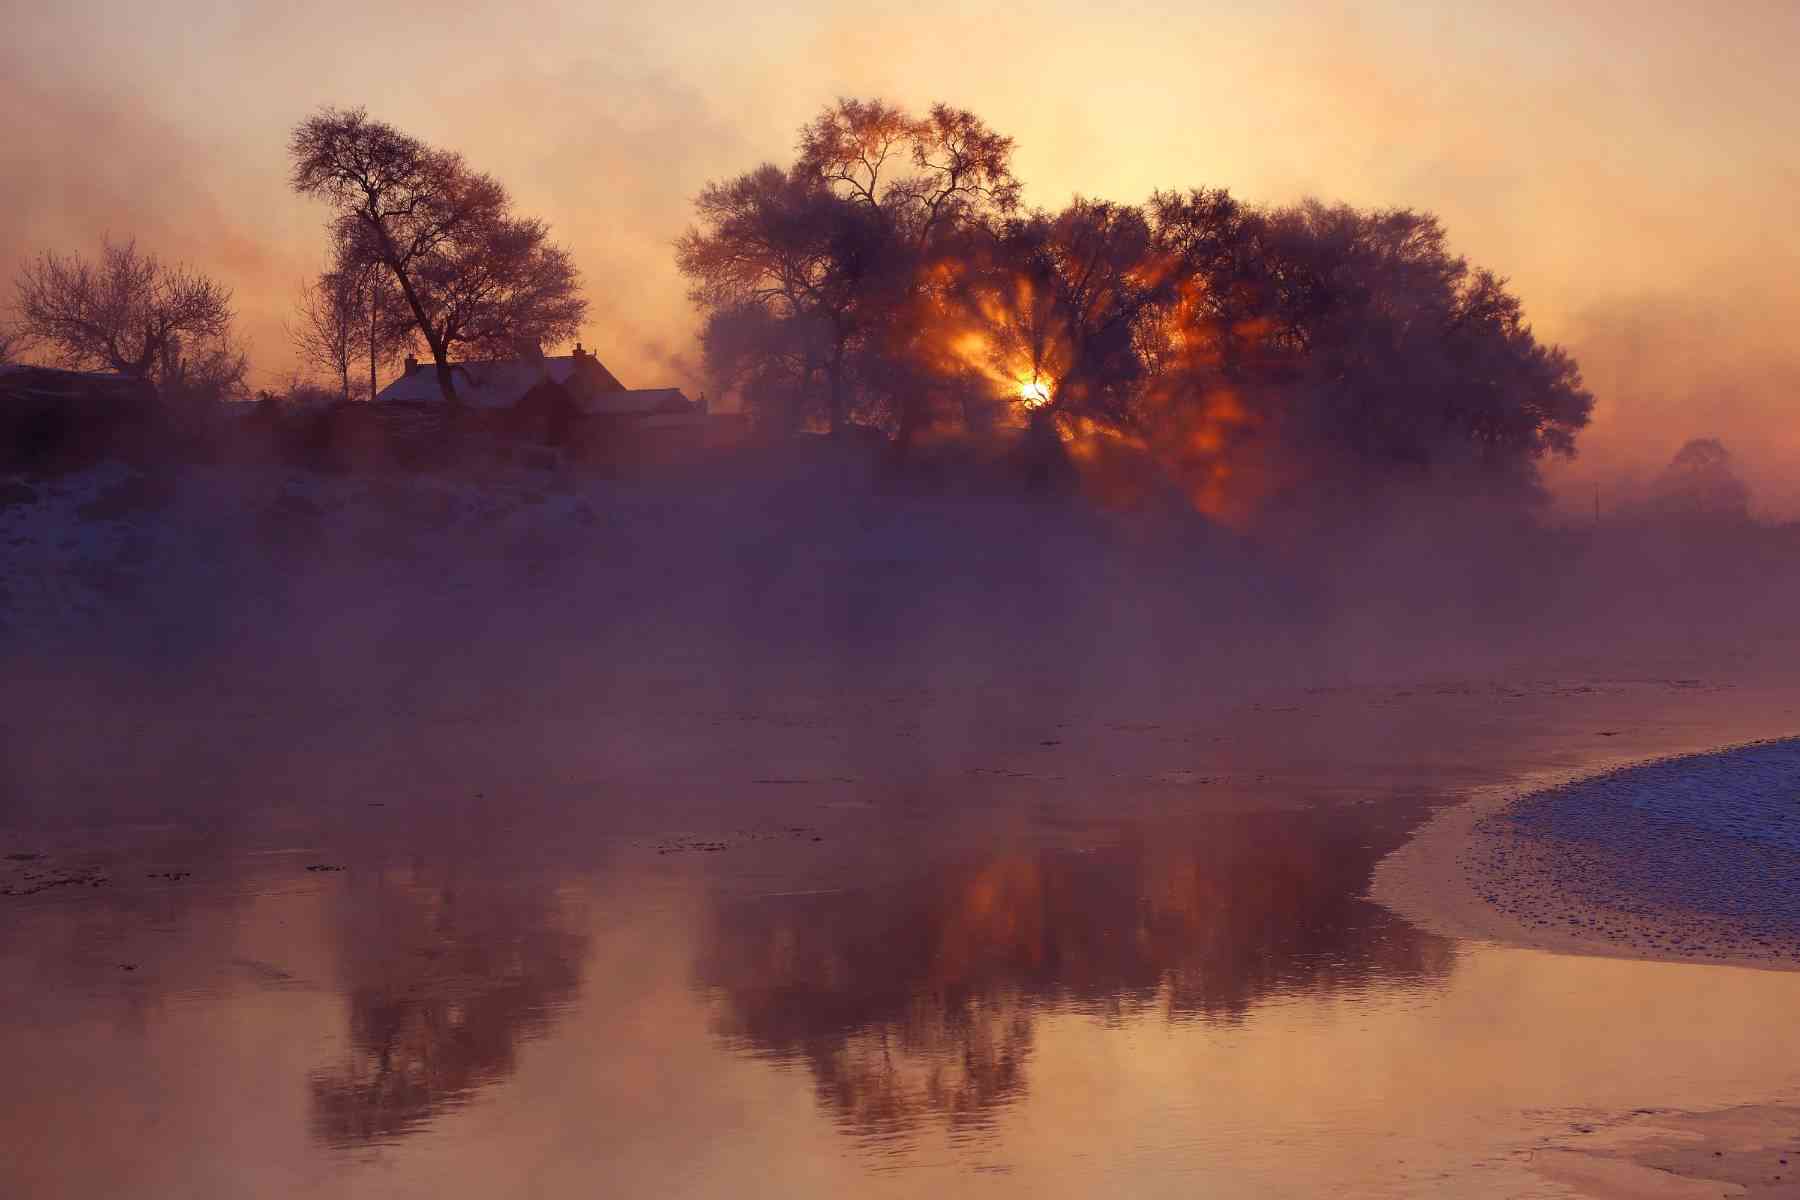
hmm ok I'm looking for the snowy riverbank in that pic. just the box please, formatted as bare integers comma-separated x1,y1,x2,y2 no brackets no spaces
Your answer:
1375,738,1800,971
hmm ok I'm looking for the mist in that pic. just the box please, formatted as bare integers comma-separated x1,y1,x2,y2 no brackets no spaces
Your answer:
4,436,1795,850
9,4,1800,1195
6,0,1798,515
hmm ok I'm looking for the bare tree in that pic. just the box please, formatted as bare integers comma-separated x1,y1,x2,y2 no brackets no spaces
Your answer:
290,108,585,403
360,265,411,401
799,99,1020,249
12,237,234,382
289,271,360,401
289,261,411,402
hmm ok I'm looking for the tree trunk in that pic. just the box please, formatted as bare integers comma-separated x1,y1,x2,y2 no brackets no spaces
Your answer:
433,356,459,405
365,234,448,403
126,325,160,381
368,305,377,402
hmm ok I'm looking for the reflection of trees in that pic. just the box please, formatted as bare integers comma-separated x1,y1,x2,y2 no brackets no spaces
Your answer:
698,809,1453,1136
309,870,588,1147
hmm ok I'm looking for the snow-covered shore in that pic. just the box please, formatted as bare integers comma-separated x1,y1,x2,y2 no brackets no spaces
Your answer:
1374,738,1800,970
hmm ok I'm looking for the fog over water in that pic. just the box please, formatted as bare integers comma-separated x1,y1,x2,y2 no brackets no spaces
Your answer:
6,6,1800,1177
2,439,1799,1195
3,561,1799,1198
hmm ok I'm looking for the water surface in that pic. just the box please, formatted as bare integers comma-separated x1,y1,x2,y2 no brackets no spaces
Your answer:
4,671,1798,1197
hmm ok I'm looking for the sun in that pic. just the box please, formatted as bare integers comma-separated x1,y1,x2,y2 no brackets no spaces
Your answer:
1018,378,1051,408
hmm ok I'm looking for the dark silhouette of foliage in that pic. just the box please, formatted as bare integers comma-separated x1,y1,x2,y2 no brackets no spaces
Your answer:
678,98,1019,435
1651,437,1751,522
680,104,1593,515
156,331,250,405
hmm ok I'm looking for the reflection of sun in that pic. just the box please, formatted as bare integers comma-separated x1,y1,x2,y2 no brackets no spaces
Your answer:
1018,378,1051,408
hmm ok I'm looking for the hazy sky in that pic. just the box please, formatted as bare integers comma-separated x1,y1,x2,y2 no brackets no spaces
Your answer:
4,0,1795,514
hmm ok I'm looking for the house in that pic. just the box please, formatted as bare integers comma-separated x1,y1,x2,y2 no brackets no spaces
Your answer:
371,344,721,461
0,364,158,467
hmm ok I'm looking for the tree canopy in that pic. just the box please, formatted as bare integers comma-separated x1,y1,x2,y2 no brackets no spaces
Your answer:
681,99,1594,518
678,100,1020,434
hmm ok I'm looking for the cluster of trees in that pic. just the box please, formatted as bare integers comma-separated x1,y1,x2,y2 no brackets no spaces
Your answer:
4,97,1603,512
286,108,586,404
287,254,411,404
2,107,588,412
680,99,1596,510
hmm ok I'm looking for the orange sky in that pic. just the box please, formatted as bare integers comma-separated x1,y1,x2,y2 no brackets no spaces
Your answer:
3,0,1795,515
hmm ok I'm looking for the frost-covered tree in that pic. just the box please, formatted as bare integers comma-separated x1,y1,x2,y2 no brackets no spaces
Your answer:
12,237,235,384
290,107,586,404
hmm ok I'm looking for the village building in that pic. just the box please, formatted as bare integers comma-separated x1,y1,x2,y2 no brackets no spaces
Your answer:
0,364,158,468
371,344,732,462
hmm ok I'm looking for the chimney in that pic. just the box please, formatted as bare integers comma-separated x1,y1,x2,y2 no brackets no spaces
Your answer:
404,354,419,376
572,342,587,365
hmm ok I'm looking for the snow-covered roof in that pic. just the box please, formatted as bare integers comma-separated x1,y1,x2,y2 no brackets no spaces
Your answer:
374,355,618,409
374,353,696,417
0,364,139,383
0,364,151,400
